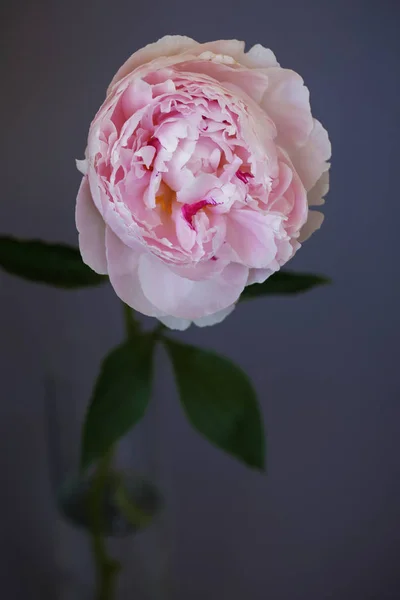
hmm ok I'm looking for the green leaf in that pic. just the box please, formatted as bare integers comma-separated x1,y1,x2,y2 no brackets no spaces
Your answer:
0,236,107,288
81,336,154,470
240,270,330,301
164,339,265,470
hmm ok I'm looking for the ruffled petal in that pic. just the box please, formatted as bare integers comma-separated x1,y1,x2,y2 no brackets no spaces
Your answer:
177,59,269,104
75,177,108,274
199,40,246,60
108,36,199,93
80,37,331,328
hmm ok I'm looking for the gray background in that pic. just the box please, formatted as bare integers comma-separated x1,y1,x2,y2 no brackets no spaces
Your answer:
1,0,400,598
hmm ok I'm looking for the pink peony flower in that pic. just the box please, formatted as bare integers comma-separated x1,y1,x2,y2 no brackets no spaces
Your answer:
76,36,331,330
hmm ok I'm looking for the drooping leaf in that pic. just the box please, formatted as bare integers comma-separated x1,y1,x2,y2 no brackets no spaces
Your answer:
0,236,107,288
165,339,265,470
81,336,154,470
58,469,162,536
240,270,330,301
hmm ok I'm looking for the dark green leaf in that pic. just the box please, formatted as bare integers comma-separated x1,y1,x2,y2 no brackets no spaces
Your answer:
58,469,162,536
165,339,265,470
0,236,107,288
240,270,330,301
81,337,154,470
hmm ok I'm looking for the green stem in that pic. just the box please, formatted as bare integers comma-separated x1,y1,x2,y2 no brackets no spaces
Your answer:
88,302,165,599
152,321,167,341
123,303,140,338
89,448,120,600
89,303,139,599
87,306,142,599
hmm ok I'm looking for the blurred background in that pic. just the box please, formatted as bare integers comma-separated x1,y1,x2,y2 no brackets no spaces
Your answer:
1,0,400,598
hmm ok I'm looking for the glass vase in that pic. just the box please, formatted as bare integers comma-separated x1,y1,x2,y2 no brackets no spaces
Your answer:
43,335,173,600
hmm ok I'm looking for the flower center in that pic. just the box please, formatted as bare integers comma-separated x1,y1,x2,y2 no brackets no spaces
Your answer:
155,182,175,215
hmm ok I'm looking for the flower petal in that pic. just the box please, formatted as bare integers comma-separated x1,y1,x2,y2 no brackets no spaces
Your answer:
246,268,275,285
157,315,191,331
298,210,324,242
75,177,108,274
243,44,279,69
226,209,279,268
157,303,236,330
179,59,269,104
121,78,153,117
81,37,331,328
307,169,330,206
138,253,248,319
170,256,228,282
76,158,88,175
105,228,163,317
292,119,331,191
193,304,236,327
199,39,246,60
108,36,199,93
261,67,313,150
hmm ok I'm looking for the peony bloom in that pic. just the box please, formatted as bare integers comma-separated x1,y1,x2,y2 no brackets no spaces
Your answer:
76,36,331,330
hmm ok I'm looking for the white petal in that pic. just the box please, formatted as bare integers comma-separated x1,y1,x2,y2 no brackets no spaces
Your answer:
193,304,236,327
157,303,236,330
298,210,325,242
75,177,108,274
157,315,191,331
243,44,279,68
307,169,330,206
199,40,246,60
76,158,88,175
